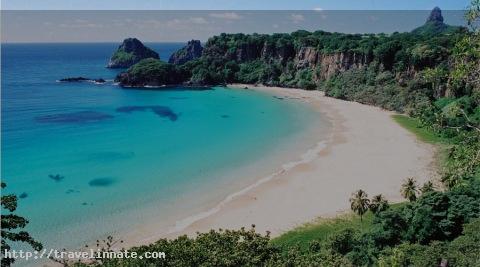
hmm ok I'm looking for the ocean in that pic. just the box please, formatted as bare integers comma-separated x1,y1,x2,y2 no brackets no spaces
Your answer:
1,43,327,251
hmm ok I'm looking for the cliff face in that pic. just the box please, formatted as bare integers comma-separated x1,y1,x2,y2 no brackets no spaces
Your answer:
204,41,370,82
294,47,370,81
316,52,370,80
261,41,296,63
107,38,159,68
169,40,203,65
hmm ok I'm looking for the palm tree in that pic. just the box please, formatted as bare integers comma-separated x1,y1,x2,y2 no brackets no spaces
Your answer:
401,177,418,202
349,189,370,221
420,181,435,194
369,194,389,214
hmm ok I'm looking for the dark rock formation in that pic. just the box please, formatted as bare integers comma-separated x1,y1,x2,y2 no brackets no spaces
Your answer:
58,77,106,83
107,38,159,68
94,78,106,83
168,40,203,65
427,6,444,23
59,77,90,82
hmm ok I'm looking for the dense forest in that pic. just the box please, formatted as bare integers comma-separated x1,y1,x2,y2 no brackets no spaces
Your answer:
2,4,479,267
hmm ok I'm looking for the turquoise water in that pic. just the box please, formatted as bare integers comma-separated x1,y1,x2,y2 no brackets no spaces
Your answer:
1,43,324,250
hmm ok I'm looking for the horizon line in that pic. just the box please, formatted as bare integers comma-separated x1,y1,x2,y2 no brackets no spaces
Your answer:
1,41,191,44
0,8,469,11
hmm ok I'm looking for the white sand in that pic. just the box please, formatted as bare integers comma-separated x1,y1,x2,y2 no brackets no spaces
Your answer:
116,84,437,248
165,84,438,238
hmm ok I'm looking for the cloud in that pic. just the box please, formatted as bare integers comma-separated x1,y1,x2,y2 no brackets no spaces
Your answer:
209,12,242,20
58,20,103,28
190,17,208,24
312,8,328,20
141,17,209,30
290,14,305,24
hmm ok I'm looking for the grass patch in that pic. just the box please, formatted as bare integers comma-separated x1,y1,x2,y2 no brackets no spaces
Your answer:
272,203,407,251
272,212,374,251
391,114,448,144
392,114,454,172
112,50,135,62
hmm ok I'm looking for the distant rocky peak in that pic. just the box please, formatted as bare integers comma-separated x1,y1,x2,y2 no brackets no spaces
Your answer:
411,6,462,35
427,7,444,23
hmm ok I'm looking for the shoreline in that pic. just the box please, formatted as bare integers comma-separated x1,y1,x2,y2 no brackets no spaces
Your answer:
119,84,438,246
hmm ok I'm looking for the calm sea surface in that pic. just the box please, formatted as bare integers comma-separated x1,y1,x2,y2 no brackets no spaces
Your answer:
1,43,327,251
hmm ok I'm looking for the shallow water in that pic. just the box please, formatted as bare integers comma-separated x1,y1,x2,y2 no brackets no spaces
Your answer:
1,43,327,250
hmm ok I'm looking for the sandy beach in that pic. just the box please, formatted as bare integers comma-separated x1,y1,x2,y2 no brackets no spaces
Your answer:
117,84,438,248
164,84,438,238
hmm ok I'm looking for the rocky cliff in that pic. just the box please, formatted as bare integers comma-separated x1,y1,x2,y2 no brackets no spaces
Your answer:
294,47,370,81
107,38,159,68
168,40,203,65
202,40,369,83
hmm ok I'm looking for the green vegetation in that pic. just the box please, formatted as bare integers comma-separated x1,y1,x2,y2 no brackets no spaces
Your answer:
78,183,477,266
110,50,135,63
400,177,418,202
1,183,42,266
115,58,186,87
349,189,370,221
392,114,448,144
272,212,375,250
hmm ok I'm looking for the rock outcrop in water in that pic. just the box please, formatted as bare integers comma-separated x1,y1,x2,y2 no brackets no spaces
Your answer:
168,40,203,65
107,38,159,68
59,77,106,83
59,77,90,82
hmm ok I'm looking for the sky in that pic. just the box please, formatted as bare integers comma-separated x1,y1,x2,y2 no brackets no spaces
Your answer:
1,0,471,43
1,0,472,10
1,10,467,43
